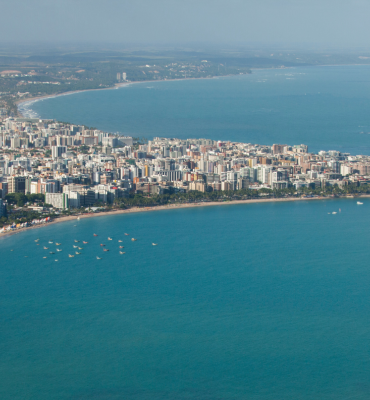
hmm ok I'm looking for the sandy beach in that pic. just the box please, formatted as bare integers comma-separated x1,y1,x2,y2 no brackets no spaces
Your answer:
0,194,364,240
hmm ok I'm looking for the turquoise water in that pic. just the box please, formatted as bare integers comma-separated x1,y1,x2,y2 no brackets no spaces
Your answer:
25,65,370,154
2,199,370,399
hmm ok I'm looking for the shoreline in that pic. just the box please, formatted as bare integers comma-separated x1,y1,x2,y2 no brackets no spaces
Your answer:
15,75,242,118
0,194,366,240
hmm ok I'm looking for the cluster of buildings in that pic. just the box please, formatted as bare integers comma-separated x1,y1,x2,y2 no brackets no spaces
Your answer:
0,117,370,211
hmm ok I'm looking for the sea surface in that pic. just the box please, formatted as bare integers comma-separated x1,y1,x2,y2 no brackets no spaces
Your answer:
19,65,370,154
1,199,370,399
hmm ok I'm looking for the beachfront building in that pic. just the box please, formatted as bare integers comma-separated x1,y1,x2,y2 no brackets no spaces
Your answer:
45,193,69,210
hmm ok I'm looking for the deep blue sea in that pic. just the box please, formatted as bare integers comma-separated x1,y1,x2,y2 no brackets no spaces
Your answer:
1,200,370,399
7,66,370,399
21,65,370,154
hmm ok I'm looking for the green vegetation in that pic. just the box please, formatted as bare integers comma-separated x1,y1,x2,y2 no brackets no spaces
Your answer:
5,193,45,207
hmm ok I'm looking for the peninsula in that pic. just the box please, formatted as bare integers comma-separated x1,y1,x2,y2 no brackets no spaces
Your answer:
1,117,370,235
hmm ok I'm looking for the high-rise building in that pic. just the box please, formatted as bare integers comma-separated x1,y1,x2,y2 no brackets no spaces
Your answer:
116,73,121,82
51,146,67,159
122,72,127,81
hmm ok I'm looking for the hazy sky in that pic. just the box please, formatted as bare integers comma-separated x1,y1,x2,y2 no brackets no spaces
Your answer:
2,0,370,47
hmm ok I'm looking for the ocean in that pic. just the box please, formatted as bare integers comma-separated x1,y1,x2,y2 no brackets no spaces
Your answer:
5,65,370,399
1,199,370,399
20,65,370,155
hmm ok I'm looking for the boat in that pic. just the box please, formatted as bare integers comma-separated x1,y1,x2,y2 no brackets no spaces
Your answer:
108,237,113,241
119,251,125,254
332,212,337,214
68,254,74,258
96,256,102,260
43,256,47,259
118,240,123,243
49,252,55,254
55,260,58,262
131,238,137,241
77,217,80,220
93,234,98,236
44,246,49,250
152,243,158,246
78,247,83,250
124,233,129,236
103,249,109,252
100,244,106,247
74,240,80,243
357,201,363,205
56,243,61,246
83,241,88,244
73,245,78,248
57,249,62,252
48,241,53,244
34,239,39,242
75,251,81,255
119,246,124,249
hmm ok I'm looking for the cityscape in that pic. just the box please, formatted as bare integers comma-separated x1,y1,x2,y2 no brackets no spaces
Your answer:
1,115,370,233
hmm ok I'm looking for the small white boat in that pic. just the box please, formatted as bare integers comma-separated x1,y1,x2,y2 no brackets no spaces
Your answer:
48,241,53,244
57,249,62,252
78,247,83,250
56,243,61,246
77,217,80,220
96,256,102,260
108,237,113,241
131,238,137,241
118,240,123,243
69,254,74,258
43,256,47,259
124,233,129,236
55,260,58,262
44,246,49,250
332,212,337,214
152,243,158,246
119,251,126,254
35,239,39,242
75,251,81,255
74,240,80,243
119,246,124,249
83,241,88,244
73,245,78,248
357,201,363,205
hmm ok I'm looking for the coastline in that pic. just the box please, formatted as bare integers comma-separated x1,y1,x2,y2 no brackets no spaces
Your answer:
15,75,237,118
0,194,366,240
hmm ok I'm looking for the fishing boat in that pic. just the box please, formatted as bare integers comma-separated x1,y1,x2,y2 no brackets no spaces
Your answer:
357,201,363,205
119,251,125,254
108,237,113,241
75,251,81,255
96,256,102,260
68,254,74,258
83,241,88,244
152,243,158,246
131,238,137,241
119,246,124,249
44,246,49,250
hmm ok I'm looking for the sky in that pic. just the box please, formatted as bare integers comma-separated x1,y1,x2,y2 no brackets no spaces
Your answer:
2,0,370,47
